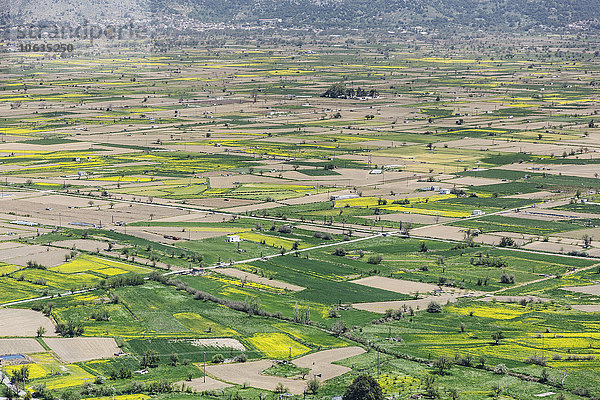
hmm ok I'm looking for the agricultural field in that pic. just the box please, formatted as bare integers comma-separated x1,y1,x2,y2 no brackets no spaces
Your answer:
1,18,600,400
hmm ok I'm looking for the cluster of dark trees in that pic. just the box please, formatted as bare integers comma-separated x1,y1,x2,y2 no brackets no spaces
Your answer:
322,83,378,99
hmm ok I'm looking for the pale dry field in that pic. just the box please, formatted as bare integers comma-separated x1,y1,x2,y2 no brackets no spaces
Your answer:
205,347,365,395
501,162,600,179
411,225,467,241
44,337,120,363
562,284,600,296
292,347,366,381
219,202,283,213
51,239,118,252
152,211,234,223
504,191,556,200
0,309,56,337
353,292,479,314
280,190,353,205
479,295,549,303
0,242,70,267
570,305,600,312
186,198,258,209
179,377,233,392
209,174,293,189
443,176,506,186
189,338,246,351
215,268,306,292
351,276,439,294
0,338,45,355
361,213,455,225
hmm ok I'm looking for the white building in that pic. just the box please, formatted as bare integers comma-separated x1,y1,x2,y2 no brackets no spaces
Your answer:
439,188,451,195
226,235,242,242
472,210,485,216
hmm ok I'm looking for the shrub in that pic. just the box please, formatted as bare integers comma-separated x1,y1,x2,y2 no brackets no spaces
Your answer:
333,247,347,256
493,364,508,375
212,354,225,363
426,302,443,313
499,273,515,284
367,255,383,265
525,354,547,366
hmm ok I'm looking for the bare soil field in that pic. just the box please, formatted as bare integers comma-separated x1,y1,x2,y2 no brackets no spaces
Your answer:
280,190,353,206
215,268,306,291
292,347,366,381
353,292,479,314
0,242,71,267
186,198,258,209
219,202,284,213
361,213,455,225
51,239,119,252
479,295,549,303
179,377,233,392
501,162,600,179
209,174,293,189
189,338,246,351
411,225,467,241
521,241,585,254
205,360,305,393
205,347,365,395
504,191,556,200
443,177,507,186
0,309,56,337
23,194,110,208
351,276,439,294
500,209,600,221
152,211,234,223
562,284,600,296
44,337,120,363
0,339,46,355
555,226,600,240
570,305,600,312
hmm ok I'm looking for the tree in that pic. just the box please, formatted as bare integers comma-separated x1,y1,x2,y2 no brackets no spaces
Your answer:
37,326,46,338
433,357,453,375
274,383,288,394
343,375,384,400
305,377,320,394
426,301,443,313
141,350,159,368
490,383,502,400
211,353,224,363
583,234,592,248
331,320,347,336
499,236,515,247
491,331,504,345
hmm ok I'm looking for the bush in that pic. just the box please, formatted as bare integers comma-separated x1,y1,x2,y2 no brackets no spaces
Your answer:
367,255,383,265
331,320,347,336
426,301,443,313
493,364,508,375
333,247,347,256
498,237,516,247
212,354,225,363
499,273,515,284
56,321,84,337
525,354,547,366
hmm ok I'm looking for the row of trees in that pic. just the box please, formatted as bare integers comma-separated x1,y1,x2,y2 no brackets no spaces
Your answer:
322,83,378,99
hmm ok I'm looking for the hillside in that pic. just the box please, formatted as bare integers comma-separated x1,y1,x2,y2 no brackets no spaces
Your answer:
2,0,600,33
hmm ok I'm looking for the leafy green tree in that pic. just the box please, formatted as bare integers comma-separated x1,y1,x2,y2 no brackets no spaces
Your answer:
492,331,505,345
342,375,384,400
